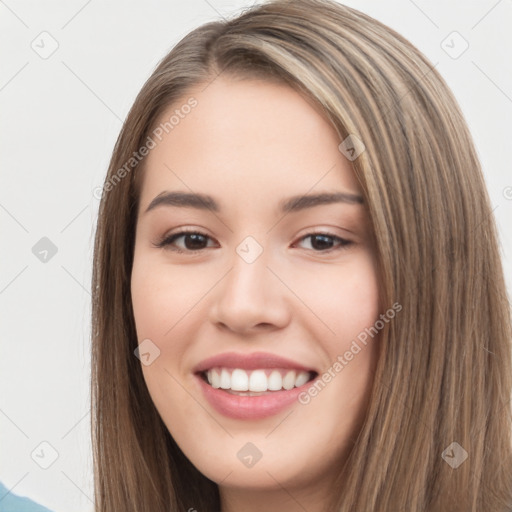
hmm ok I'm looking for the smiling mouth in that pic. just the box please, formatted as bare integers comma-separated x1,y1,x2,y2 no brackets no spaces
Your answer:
198,367,318,396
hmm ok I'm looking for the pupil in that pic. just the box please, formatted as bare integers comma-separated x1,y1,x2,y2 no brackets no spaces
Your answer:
312,234,332,250
185,234,206,250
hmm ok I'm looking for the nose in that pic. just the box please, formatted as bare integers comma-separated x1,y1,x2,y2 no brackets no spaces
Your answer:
209,245,291,335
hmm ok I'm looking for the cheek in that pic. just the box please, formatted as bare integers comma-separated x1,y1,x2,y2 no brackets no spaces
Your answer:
293,253,380,411
130,253,217,401
130,255,188,395
130,258,202,432
130,255,210,340
336,263,380,336
292,252,380,343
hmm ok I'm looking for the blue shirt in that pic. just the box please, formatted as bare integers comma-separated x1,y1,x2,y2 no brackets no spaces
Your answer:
0,482,54,512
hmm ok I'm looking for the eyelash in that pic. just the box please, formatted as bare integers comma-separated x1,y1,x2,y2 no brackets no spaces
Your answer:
153,228,353,254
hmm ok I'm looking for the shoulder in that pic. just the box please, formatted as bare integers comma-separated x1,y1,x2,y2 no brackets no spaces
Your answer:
0,481,55,512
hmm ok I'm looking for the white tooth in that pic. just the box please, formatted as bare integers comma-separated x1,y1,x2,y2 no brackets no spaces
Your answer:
220,368,231,389
294,371,310,387
211,369,221,388
268,370,283,391
206,370,213,385
231,369,249,391
283,370,296,390
249,370,268,392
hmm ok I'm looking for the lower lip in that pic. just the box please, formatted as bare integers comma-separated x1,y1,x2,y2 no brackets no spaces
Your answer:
195,373,313,420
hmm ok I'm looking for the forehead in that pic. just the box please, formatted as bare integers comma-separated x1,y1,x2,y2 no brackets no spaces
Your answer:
138,77,361,211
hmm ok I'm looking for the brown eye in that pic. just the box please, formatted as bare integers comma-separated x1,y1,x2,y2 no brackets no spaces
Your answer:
154,230,352,254
296,233,352,252
155,230,216,253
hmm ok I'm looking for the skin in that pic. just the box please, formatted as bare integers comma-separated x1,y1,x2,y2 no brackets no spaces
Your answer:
131,76,381,512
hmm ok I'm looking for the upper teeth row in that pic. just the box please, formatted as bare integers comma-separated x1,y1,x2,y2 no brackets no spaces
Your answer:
206,368,311,392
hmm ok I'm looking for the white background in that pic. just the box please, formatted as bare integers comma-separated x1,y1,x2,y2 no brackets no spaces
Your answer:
1,1,511,510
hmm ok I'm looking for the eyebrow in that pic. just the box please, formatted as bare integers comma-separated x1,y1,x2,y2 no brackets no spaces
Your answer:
144,190,364,214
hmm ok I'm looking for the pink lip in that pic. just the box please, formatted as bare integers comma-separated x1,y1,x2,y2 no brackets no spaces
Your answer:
195,373,316,420
192,351,317,373
193,351,318,420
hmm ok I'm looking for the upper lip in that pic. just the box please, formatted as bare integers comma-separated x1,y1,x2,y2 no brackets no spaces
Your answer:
193,351,318,374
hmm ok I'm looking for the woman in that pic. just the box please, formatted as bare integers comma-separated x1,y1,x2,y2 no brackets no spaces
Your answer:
91,0,512,510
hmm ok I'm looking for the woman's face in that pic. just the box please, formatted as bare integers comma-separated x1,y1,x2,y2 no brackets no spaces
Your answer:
131,76,381,509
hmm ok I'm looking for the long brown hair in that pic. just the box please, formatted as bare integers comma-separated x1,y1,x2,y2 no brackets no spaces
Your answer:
91,0,512,510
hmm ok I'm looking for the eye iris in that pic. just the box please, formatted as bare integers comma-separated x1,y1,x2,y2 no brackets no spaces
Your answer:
184,233,207,250
311,234,334,250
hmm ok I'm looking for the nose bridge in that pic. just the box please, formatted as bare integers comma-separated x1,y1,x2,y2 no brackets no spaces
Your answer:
210,234,289,332
224,235,272,304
